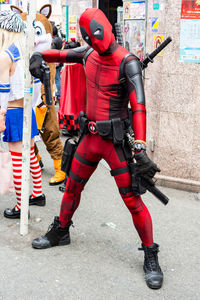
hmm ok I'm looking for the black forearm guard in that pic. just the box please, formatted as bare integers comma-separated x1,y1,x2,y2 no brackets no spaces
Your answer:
29,52,44,79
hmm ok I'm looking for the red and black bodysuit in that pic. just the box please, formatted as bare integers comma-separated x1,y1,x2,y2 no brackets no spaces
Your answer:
40,9,153,247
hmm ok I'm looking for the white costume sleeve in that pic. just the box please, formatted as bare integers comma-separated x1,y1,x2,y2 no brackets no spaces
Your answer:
0,83,10,110
32,78,42,108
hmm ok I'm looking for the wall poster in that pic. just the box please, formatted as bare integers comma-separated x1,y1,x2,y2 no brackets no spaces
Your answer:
181,0,200,19
124,19,145,60
123,1,131,19
179,19,200,63
129,0,146,19
153,34,163,56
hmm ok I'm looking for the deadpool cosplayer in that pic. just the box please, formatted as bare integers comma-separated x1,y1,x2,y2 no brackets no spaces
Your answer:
29,8,164,289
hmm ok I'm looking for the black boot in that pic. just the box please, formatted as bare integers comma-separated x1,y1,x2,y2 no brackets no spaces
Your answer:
4,207,20,219
29,194,46,206
4,207,30,219
139,243,163,289
32,217,73,249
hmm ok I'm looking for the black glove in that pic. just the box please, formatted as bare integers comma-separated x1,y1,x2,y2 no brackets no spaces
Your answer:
134,151,160,179
29,52,44,79
52,36,63,50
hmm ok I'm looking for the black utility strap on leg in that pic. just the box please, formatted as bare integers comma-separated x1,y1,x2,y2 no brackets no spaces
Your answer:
110,166,129,176
74,152,98,167
110,166,132,195
69,170,88,185
119,186,133,195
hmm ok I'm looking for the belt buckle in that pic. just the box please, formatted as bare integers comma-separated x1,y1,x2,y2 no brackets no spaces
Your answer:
88,121,97,134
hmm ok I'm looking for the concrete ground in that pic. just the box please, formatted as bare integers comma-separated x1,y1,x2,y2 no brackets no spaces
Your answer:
0,136,200,300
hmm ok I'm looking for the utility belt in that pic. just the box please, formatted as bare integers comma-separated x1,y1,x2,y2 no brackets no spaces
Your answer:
78,111,130,145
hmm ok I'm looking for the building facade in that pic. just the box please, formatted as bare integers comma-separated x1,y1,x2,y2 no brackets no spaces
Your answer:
2,0,199,192
145,0,200,192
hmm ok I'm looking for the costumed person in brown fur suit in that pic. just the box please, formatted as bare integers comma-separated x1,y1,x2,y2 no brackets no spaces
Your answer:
11,4,65,186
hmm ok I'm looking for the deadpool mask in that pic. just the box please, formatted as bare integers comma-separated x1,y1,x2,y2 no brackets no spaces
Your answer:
79,8,115,54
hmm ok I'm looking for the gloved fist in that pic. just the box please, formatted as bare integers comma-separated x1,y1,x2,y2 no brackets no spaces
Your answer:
134,151,160,179
52,36,63,50
29,52,43,79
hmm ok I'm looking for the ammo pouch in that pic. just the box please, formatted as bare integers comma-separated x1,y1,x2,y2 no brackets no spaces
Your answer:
96,120,112,140
112,118,124,145
61,138,78,175
78,111,88,135
96,119,124,144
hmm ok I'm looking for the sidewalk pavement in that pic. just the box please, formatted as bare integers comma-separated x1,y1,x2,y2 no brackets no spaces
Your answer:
0,136,200,300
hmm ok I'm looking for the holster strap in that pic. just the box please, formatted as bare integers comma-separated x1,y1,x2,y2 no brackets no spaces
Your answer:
110,166,129,176
119,186,133,195
69,170,88,185
74,152,98,167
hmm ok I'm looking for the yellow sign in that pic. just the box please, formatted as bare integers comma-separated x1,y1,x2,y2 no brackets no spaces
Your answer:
69,16,77,24
69,15,77,39
154,34,163,56
152,17,159,32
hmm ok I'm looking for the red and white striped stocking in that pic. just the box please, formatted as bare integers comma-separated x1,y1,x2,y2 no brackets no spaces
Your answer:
10,151,22,211
30,146,42,198
10,147,43,211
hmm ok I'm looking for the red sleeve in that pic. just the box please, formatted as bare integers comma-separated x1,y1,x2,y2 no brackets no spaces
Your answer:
41,46,89,64
129,90,146,142
124,58,146,142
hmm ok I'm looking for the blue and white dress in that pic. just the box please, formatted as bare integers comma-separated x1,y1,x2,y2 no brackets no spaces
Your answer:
1,43,38,142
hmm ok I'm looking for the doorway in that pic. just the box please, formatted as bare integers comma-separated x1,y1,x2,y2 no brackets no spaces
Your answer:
99,0,123,31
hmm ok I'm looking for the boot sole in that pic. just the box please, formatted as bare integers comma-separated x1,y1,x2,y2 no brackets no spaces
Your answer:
49,179,65,186
32,239,70,249
29,201,46,206
146,281,163,289
4,212,30,219
4,213,20,219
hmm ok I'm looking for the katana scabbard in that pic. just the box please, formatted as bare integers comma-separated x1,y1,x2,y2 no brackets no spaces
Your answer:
142,36,172,70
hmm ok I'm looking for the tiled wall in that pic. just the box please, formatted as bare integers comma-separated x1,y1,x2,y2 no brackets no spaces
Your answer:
145,0,200,191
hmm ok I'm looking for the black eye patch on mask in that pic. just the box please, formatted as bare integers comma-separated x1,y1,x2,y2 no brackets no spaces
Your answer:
80,26,92,46
90,19,104,40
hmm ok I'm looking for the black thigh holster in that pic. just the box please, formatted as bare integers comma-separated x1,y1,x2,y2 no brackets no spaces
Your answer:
61,138,78,175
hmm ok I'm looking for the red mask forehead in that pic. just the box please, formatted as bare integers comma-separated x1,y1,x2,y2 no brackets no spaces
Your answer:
79,8,114,53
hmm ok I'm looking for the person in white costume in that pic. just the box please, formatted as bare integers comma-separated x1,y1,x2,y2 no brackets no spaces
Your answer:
0,10,45,219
